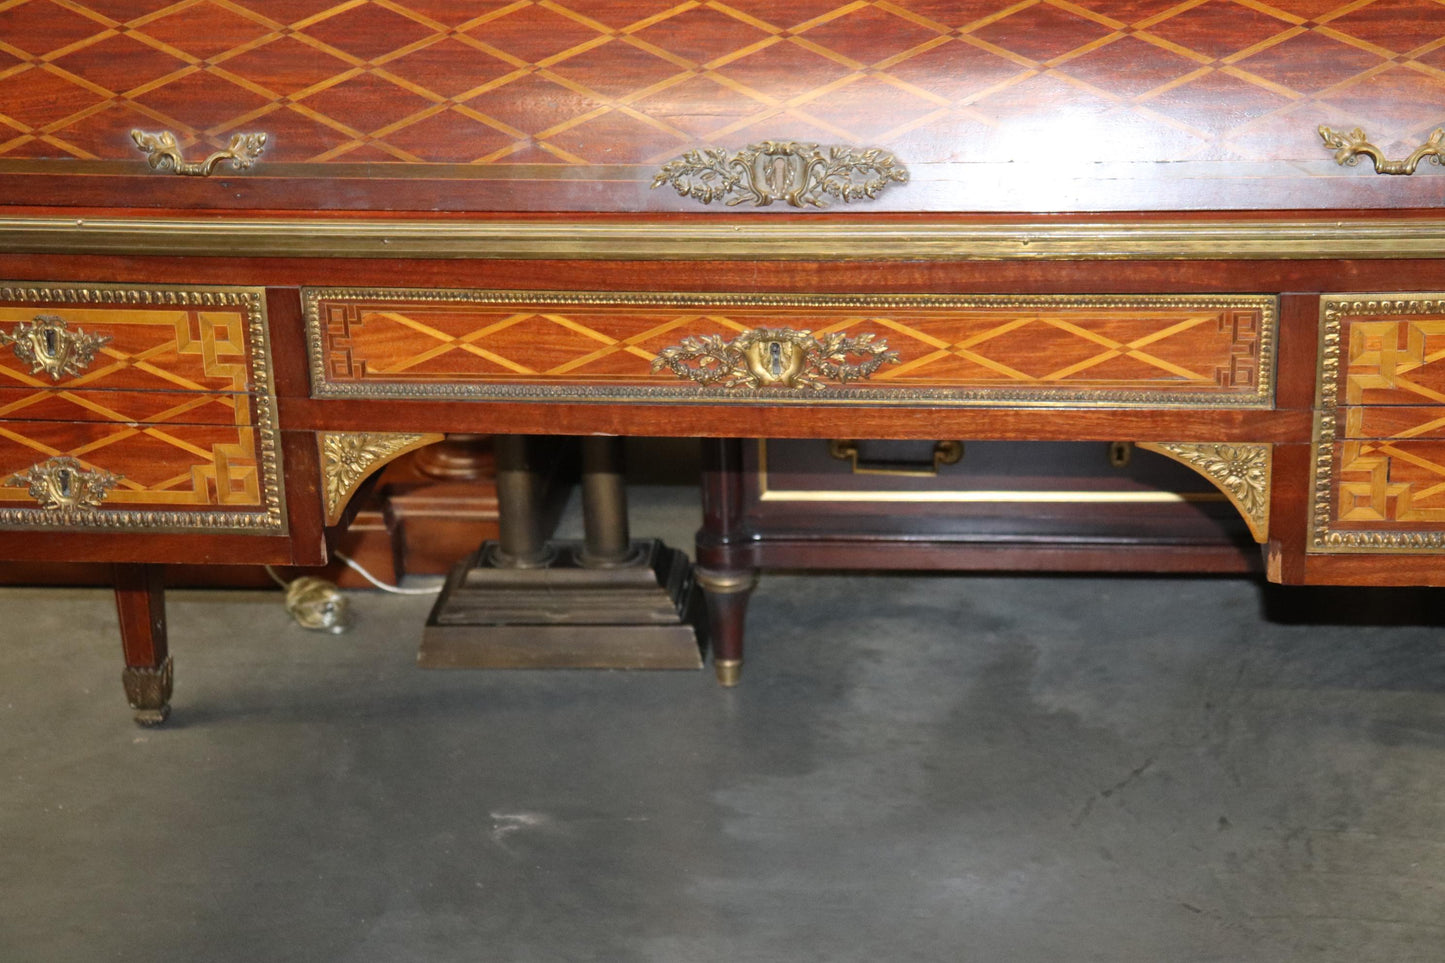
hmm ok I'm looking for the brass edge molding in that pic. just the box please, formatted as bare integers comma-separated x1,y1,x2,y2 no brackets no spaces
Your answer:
0,282,285,535
1310,295,1445,553
1136,443,1272,543
302,289,1275,410
319,431,443,525
11,217,1445,261
652,141,908,208
132,130,267,176
1320,126,1445,176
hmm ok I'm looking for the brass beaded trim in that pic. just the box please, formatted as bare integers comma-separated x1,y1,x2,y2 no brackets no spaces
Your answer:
1310,295,1445,553
0,283,285,534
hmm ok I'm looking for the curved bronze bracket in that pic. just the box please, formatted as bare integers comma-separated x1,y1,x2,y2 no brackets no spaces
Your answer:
1137,442,1271,543
319,431,444,525
131,129,267,176
1320,125,1445,175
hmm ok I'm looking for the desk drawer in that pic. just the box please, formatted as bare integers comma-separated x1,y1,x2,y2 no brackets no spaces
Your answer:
1312,295,1445,553
0,284,269,408
0,415,284,534
306,289,1275,409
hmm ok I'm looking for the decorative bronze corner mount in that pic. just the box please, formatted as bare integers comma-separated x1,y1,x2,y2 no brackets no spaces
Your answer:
651,327,898,390
1320,125,1445,175
131,129,267,176
652,141,907,208
319,431,443,524
0,314,111,381
1137,442,1271,543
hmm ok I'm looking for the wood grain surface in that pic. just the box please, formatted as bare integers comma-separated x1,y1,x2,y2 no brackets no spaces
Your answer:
2,0,1444,211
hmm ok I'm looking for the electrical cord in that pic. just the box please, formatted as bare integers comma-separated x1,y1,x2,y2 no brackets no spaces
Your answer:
264,552,441,633
333,551,442,596
264,553,441,597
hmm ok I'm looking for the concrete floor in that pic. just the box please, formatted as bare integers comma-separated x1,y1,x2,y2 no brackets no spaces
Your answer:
4,489,1445,961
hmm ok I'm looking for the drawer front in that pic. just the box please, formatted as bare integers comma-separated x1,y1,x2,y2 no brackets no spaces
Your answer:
1311,295,1445,552
307,289,1275,408
0,285,268,420
0,415,284,534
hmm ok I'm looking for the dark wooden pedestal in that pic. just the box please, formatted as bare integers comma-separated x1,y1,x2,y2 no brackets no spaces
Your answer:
419,538,701,669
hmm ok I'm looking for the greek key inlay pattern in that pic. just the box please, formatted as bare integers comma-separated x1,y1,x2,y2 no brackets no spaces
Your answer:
1311,296,1445,553
0,283,285,534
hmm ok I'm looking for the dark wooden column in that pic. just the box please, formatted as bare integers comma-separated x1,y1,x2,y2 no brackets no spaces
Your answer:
696,439,760,686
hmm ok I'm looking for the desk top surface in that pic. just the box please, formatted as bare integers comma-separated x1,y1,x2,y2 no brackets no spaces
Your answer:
1,0,1443,214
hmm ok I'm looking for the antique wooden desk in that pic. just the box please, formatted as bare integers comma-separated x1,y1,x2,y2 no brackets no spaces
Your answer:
3,0,1445,721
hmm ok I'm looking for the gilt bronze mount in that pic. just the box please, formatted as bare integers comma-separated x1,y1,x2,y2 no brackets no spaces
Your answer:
652,327,898,390
132,129,267,176
0,314,111,381
652,141,907,208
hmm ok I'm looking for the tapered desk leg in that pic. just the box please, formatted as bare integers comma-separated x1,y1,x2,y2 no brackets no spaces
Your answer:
697,439,760,686
419,435,700,669
695,568,758,687
114,563,171,726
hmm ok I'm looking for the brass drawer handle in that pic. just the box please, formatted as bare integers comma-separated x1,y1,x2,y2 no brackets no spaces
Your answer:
7,456,121,516
829,439,963,477
652,140,908,208
1320,125,1444,175
0,314,111,381
131,129,267,176
652,327,898,390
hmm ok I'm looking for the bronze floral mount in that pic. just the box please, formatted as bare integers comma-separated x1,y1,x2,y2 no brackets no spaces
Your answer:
651,327,898,390
652,141,908,208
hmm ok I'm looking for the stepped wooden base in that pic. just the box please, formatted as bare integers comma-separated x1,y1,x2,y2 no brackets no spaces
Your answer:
418,539,702,670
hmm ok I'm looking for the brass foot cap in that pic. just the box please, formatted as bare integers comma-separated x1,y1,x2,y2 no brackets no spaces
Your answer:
132,705,170,727
715,659,742,687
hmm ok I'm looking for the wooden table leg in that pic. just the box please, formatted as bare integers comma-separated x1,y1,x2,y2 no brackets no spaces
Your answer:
114,563,171,726
697,439,760,687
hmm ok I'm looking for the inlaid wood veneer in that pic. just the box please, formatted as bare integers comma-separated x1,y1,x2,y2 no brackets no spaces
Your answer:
307,289,1275,408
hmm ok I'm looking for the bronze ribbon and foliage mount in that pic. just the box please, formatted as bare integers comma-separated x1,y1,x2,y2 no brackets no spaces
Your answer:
652,141,907,207
1320,125,1445,175
651,328,898,390
0,314,111,381
7,456,121,519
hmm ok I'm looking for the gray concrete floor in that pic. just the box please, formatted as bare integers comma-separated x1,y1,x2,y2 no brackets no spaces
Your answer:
5,487,1445,961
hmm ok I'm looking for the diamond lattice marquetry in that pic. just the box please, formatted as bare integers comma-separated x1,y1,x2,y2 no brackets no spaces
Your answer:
320,297,1265,397
0,303,257,432
0,417,264,508
1,0,1441,167
1335,312,1445,527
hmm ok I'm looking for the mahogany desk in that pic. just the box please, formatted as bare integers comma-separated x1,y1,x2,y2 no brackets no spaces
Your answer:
2,0,1445,721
